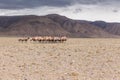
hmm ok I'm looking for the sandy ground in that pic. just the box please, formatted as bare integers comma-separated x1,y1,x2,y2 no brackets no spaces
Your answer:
0,37,120,80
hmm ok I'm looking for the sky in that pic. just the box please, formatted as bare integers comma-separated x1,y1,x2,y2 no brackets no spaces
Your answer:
0,0,120,22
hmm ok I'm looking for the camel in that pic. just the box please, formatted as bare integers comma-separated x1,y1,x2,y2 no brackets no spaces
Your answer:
52,37,60,42
37,37,44,42
60,36,67,42
30,37,39,42
18,37,30,42
45,36,53,42
48,36,54,42
30,36,44,42
21,36,67,43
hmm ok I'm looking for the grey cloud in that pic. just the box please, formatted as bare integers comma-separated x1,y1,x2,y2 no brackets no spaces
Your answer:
0,0,120,9
73,8,82,13
0,0,71,9
113,10,119,13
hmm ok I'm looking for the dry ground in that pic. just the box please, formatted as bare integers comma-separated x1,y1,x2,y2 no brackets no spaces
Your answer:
0,37,120,80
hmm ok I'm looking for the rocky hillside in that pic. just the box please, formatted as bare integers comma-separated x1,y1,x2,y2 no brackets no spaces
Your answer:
91,21,120,35
0,14,119,38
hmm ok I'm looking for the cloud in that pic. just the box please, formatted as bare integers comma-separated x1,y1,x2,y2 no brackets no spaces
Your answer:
0,4,120,22
0,0,71,9
0,0,120,22
0,0,119,9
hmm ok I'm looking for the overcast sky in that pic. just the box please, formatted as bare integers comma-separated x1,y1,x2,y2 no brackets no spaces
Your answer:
0,0,120,22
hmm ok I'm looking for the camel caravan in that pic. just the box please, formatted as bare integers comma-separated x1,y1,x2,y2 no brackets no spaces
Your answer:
18,36,67,43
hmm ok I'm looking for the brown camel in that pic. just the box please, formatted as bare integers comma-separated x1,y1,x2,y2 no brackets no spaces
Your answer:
60,36,67,42
18,37,30,42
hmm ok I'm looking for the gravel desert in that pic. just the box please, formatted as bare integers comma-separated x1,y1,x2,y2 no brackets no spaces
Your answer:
0,37,120,80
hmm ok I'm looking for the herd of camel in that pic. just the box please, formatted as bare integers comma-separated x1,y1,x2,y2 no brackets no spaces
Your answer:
18,36,67,43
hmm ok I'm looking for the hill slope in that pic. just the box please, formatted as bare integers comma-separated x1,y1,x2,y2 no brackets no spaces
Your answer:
0,14,119,38
91,21,120,35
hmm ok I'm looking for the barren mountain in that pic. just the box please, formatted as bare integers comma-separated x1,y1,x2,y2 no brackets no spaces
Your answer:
0,14,119,38
91,21,120,35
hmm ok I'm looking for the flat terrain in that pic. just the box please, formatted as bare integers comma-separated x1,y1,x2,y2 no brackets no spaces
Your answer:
0,37,120,80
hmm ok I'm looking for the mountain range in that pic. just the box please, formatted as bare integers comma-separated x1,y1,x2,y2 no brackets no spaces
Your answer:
0,14,120,38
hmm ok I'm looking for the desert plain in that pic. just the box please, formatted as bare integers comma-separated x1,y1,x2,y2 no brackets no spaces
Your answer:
0,37,120,80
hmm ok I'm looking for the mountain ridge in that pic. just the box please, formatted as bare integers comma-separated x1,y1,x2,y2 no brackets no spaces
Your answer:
0,14,120,38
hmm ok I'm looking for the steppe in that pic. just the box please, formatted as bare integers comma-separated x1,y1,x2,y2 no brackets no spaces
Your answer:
0,37,120,80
